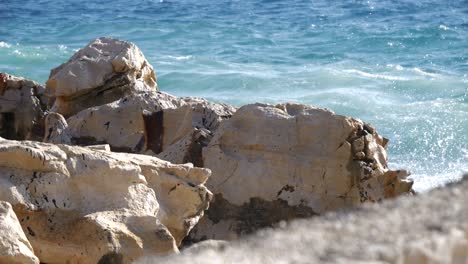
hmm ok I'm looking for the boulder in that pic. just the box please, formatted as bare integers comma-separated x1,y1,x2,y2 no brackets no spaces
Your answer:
186,103,413,241
0,138,212,263
63,92,235,165
0,201,39,264
139,175,468,264
0,72,47,141
46,37,157,117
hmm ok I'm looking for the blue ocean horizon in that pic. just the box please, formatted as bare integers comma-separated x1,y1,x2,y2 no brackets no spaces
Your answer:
1,0,467,191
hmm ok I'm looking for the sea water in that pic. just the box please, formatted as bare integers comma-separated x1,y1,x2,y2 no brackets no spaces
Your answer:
0,0,466,191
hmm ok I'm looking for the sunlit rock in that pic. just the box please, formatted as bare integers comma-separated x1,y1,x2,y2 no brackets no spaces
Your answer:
46,37,158,117
187,103,413,241
0,138,212,263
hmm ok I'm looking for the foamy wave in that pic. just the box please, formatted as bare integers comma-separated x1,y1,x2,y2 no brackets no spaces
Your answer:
411,67,440,78
0,41,11,48
166,55,193,61
386,64,404,71
342,69,409,81
13,49,23,56
387,64,441,78
463,148,468,159
410,172,465,192
439,25,449,31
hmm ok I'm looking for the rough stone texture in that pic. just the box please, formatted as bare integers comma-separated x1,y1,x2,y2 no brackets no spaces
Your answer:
0,72,47,141
63,92,235,165
187,103,413,241
181,97,236,131
139,175,468,264
0,138,212,263
0,201,39,264
43,112,71,144
46,37,157,117
155,128,212,168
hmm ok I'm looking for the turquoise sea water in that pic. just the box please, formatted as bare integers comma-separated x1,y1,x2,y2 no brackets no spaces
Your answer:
1,0,467,191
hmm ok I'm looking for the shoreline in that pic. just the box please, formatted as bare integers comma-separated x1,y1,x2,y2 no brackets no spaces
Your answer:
0,37,465,263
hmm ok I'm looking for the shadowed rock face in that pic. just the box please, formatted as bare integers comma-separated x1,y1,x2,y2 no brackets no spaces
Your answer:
138,175,468,264
182,194,317,246
0,73,47,141
142,110,164,154
186,102,413,241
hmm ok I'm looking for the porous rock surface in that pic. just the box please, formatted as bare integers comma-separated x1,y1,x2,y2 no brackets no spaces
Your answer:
187,103,413,241
0,201,39,264
61,92,235,165
0,72,47,141
46,37,158,117
139,175,468,264
0,137,212,263
43,112,71,144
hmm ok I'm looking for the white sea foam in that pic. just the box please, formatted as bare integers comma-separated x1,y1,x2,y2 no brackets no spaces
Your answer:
411,67,440,78
386,64,404,71
342,69,409,81
410,172,465,192
166,55,193,60
386,64,441,78
439,25,449,31
0,41,11,48
462,149,468,160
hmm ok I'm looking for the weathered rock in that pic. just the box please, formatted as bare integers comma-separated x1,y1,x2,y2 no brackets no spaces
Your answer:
187,103,413,241
0,138,212,263
64,92,185,152
0,201,39,264
46,37,157,117
43,112,71,144
155,128,212,167
63,92,235,165
0,72,47,141
181,97,236,131
139,175,468,264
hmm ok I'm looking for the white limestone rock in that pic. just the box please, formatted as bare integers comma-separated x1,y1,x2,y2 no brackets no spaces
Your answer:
0,72,46,141
63,92,235,166
46,37,157,117
181,97,236,131
0,201,39,264
43,112,71,144
0,138,212,263
187,103,413,240
65,92,186,152
138,175,468,264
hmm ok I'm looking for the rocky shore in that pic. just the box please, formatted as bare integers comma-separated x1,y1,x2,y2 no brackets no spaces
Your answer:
143,174,468,264
2,37,458,263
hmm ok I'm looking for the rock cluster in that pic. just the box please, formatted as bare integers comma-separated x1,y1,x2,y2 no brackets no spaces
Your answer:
187,102,412,241
142,175,468,264
0,138,211,262
0,37,415,263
